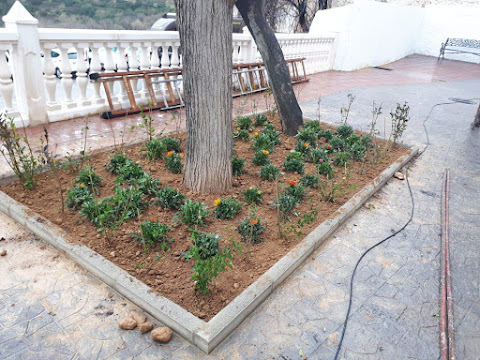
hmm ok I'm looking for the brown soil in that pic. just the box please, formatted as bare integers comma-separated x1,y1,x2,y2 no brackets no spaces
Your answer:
0,114,409,321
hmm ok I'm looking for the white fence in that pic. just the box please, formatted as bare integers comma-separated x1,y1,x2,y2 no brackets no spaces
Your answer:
0,2,336,128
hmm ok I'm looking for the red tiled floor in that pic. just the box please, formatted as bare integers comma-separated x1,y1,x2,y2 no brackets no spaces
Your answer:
1,54,479,178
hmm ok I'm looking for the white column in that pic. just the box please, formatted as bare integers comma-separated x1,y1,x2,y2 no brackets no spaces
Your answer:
76,42,91,106
0,48,14,113
3,1,47,125
59,43,75,108
89,43,105,105
41,42,61,110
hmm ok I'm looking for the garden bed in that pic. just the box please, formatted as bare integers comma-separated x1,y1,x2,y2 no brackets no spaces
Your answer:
0,113,410,321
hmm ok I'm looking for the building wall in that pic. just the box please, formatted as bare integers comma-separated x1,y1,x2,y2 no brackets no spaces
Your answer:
332,0,480,7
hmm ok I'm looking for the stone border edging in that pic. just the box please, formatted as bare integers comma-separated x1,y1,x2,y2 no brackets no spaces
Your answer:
0,147,418,353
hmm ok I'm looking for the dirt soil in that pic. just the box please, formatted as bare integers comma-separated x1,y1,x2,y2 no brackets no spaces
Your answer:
0,114,409,321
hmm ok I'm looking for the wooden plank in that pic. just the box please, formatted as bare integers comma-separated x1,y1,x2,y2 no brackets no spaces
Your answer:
163,72,178,106
103,82,114,111
144,74,158,106
122,75,138,110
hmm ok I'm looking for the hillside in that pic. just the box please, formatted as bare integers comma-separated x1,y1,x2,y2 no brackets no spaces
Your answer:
0,0,176,30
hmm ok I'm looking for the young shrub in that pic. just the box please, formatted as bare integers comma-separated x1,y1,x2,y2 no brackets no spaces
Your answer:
300,173,319,188
317,161,334,179
329,136,347,152
133,173,160,196
261,126,281,146
296,128,317,148
165,151,183,174
285,181,306,201
254,114,268,126
241,186,263,205
106,152,130,174
336,124,354,139
131,219,172,250
333,151,351,167
304,120,321,134
66,184,93,210
154,186,186,210
294,141,311,154
234,129,250,141
237,217,266,244
260,163,280,181
306,148,328,164
143,138,167,160
346,134,361,146
360,135,373,149
178,199,210,226
162,137,182,152
284,158,305,175
214,197,243,219
318,129,333,142
190,231,219,260
275,194,299,221
236,116,253,130
116,161,144,184
348,142,367,161
232,156,247,176
253,134,275,153
286,151,303,162
252,149,270,166
74,166,103,194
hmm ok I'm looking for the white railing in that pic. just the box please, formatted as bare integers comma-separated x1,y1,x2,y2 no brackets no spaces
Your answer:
0,2,336,128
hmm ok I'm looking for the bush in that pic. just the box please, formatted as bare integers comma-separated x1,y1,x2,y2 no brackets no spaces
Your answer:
284,158,305,174
165,151,183,174
213,197,243,219
317,162,334,179
260,164,280,181
254,114,268,126
300,173,319,188
232,157,246,176
189,231,219,260
106,152,130,174
306,148,328,164
318,129,333,142
234,129,250,141
348,142,367,161
66,184,93,210
241,186,263,205
154,186,185,210
336,124,354,139
178,199,210,226
329,136,346,152
117,161,144,184
252,149,270,166
294,141,311,154
285,182,306,202
333,152,350,167
162,137,182,152
296,128,317,147
275,194,299,221
143,139,166,160
132,173,160,195
237,217,266,244
236,116,252,130
261,126,281,146
74,166,103,194
131,219,172,250
253,134,275,152
304,120,321,133
286,151,303,162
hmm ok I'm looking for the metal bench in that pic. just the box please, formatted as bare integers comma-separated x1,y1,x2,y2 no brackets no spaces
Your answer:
438,38,480,60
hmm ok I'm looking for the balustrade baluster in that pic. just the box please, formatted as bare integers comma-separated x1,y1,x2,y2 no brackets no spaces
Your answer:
129,43,140,98
116,44,129,105
160,43,170,68
75,43,91,106
0,48,14,113
59,43,75,109
90,44,105,105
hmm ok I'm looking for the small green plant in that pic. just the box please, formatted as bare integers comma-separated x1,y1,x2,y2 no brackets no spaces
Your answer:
254,114,268,126
340,93,355,124
283,158,305,174
237,216,266,244
390,102,410,143
0,116,40,190
138,105,156,142
232,156,247,176
294,141,311,154
66,184,93,210
318,129,333,142
189,230,219,260
281,205,319,239
131,219,172,250
329,136,346,152
296,128,317,147
252,149,270,166
162,137,182,152
142,138,167,160
286,151,304,162
213,197,243,219
178,199,210,226
74,166,103,194
333,152,350,167
275,194,299,221
132,173,160,195
306,148,328,164
336,124,354,139
253,134,275,152
236,116,253,130
317,161,334,179
234,129,250,141
106,152,130,174
304,120,321,133
300,173,319,188
348,142,367,161
320,180,342,202
154,186,185,210
165,151,183,174
261,125,281,146
241,186,263,204
116,161,144,184
260,163,280,181
285,182,306,202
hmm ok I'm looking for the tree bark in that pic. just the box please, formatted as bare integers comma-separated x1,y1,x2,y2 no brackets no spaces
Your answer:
175,0,234,193
237,0,303,136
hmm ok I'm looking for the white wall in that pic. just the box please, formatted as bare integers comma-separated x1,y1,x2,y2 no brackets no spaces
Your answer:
310,0,480,71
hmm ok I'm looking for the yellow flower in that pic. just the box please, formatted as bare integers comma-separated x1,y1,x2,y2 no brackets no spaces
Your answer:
237,127,241,131
305,171,309,175
78,183,84,188
262,150,269,155
254,132,259,137
264,121,268,125
257,190,262,194
214,198,221,207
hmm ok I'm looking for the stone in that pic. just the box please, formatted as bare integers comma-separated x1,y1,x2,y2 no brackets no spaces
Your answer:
233,282,239,289
0,249,6,256
129,311,147,324
139,321,154,334
394,171,404,180
54,217,63,225
118,317,137,330
151,327,172,343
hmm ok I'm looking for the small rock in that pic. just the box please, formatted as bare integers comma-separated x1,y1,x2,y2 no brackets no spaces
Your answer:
107,292,114,299
152,327,172,343
54,218,63,225
233,283,239,289
110,251,116,257
139,321,154,334
394,171,404,180
96,234,101,239
0,250,7,256
0,237,5,241
197,312,207,319
118,317,137,330
130,311,147,324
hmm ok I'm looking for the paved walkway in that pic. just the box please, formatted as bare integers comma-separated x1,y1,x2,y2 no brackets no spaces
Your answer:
1,55,479,359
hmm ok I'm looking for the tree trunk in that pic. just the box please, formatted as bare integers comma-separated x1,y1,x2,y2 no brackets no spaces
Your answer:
237,0,303,136
175,0,234,193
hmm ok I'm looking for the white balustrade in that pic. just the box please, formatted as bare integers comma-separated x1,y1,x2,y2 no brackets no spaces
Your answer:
0,2,336,127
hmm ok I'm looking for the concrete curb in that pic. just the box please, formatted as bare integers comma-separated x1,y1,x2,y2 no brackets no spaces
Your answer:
0,146,418,354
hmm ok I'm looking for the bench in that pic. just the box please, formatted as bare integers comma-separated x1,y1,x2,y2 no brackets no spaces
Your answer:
438,38,480,60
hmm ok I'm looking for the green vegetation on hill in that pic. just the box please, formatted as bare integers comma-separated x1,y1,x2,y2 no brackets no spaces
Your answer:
0,0,175,30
